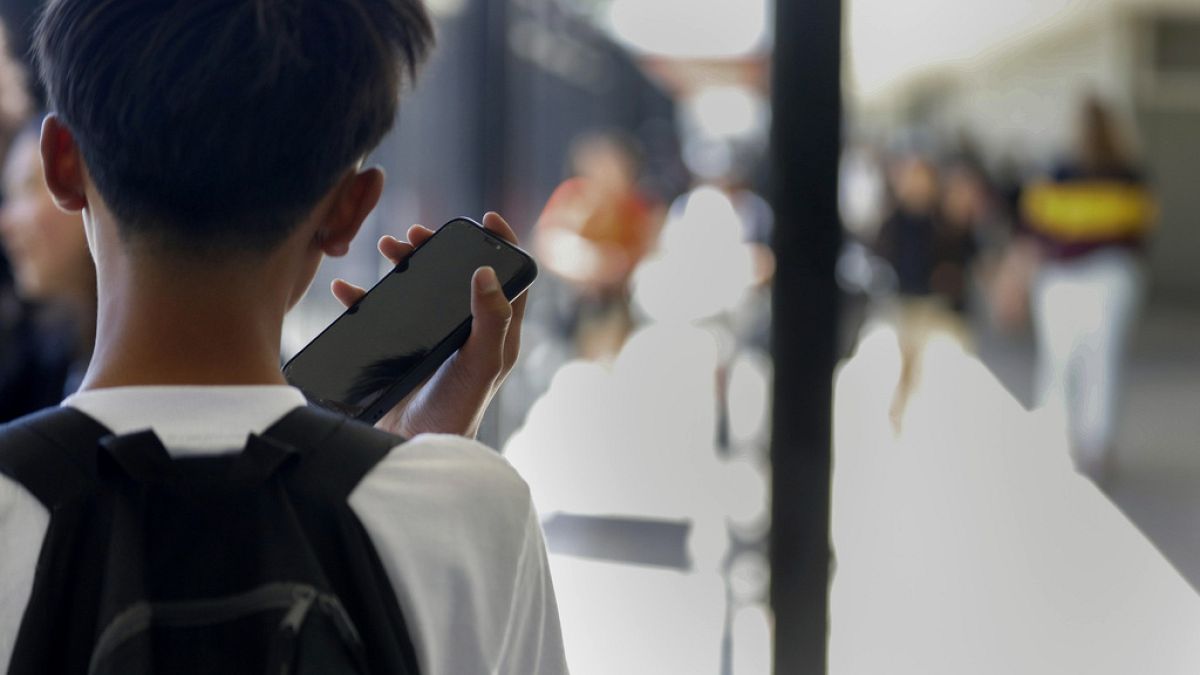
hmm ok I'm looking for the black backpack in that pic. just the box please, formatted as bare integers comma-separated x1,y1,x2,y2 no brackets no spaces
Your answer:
0,405,421,675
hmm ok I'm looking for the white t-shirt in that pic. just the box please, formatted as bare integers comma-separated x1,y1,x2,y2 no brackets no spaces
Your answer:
0,386,568,675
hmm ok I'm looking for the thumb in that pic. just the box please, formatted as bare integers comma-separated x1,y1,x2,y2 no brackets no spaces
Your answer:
459,266,512,380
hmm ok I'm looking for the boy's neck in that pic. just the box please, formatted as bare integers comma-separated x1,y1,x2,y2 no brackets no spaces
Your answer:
79,255,292,391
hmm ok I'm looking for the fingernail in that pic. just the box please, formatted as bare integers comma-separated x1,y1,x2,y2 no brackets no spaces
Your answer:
476,266,500,293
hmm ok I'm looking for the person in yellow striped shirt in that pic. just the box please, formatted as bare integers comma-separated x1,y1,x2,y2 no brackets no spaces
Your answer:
1019,96,1154,481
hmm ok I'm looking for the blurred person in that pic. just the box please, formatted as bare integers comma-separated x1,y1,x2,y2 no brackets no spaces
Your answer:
933,160,986,314
875,153,968,429
994,152,1032,230
0,2,42,98
839,141,888,244
0,17,34,253
533,130,663,359
0,122,95,420
983,153,1041,333
1019,96,1155,480
876,154,940,299
0,19,44,421
0,1,566,674
0,17,28,158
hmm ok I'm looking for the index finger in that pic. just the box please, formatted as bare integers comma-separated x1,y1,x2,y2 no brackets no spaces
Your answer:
377,224,435,266
481,211,519,246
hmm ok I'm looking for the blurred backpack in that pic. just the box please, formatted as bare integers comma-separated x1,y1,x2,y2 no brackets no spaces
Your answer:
0,405,419,675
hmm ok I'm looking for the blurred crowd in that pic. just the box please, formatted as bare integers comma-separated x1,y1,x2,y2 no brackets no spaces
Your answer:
839,94,1155,481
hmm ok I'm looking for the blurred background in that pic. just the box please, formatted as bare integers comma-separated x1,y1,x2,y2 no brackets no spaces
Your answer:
2,0,1200,672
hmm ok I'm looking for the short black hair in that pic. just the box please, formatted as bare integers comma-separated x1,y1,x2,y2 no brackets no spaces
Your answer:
34,0,434,256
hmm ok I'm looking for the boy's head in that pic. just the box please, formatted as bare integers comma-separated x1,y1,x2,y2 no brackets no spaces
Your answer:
34,0,433,258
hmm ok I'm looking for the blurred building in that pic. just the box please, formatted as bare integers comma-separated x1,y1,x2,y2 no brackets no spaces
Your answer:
847,0,1200,300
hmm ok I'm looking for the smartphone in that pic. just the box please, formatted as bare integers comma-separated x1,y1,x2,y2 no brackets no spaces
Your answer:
282,217,537,423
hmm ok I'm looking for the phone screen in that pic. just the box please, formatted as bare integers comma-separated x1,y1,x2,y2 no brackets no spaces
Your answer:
283,219,533,419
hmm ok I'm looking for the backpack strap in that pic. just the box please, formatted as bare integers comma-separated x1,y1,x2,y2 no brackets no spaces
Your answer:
0,407,112,508
260,405,404,499
260,406,421,675
2,408,115,675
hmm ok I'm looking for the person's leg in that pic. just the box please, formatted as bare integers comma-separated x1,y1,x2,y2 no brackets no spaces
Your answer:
1032,262,1078,418
886,300,910,430
889,297,941,432
1071,250,1143,477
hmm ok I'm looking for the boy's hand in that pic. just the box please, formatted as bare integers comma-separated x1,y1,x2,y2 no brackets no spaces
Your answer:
329,212,527,439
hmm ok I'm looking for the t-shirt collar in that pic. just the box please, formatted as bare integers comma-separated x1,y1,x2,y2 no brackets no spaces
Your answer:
62,385,309,456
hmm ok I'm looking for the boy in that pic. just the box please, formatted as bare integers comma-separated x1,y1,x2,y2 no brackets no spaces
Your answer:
0,0,567,673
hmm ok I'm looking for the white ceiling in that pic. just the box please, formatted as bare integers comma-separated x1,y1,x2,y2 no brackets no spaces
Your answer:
603,0,771,59
846,0,1200,103
588,0,1200,105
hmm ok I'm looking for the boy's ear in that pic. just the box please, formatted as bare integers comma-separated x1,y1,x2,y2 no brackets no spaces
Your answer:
39,114,89,212
317,166,385,256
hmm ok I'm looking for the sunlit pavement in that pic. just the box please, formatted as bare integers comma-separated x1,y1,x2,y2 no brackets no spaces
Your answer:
830,323,1200,672
506,307,1200,672
506,321,770,675
506,186,774,674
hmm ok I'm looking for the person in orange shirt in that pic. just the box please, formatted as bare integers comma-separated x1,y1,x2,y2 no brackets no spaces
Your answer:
534,131,662,358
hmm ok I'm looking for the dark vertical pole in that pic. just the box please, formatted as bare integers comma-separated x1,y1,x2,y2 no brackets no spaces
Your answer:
768,0,842,672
